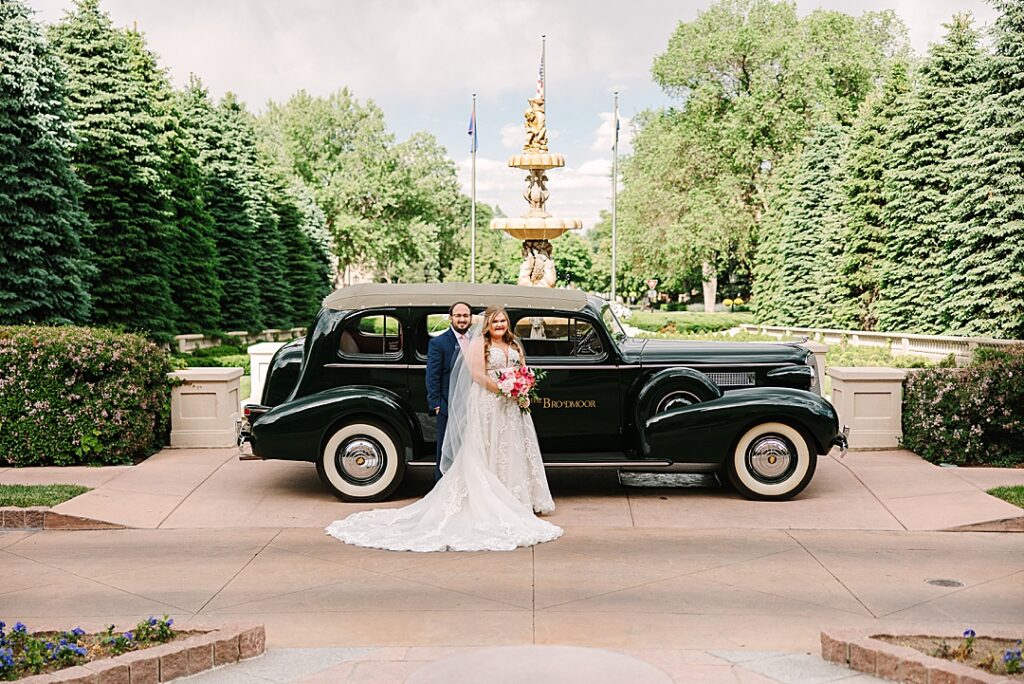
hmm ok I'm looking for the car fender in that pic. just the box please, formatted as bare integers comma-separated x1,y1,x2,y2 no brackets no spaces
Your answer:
632,367,723,451
251,386,418,463
639,387,840,463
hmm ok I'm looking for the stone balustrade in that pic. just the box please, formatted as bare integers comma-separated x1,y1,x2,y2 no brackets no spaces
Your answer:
173,327,306,353
827,367,907,450
740,324,1016,363
168,367,243,447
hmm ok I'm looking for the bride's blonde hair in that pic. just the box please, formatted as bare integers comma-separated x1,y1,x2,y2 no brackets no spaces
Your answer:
482,305,523,363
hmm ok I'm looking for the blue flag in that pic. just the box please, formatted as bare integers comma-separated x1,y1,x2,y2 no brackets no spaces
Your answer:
468,110,478,153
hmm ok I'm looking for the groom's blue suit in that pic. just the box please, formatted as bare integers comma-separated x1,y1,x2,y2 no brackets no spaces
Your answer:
426,327,461,481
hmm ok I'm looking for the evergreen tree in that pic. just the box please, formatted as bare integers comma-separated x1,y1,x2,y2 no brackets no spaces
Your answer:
0,0,93,324
752,156,796,323
218,94,292,329
754,124,848,325
275,202,321,324
48,0,177,336
270,181,331,325
123,28,221,333
176,79,262,331
875,16,984,334
833,62,910,330
944,1,1024,338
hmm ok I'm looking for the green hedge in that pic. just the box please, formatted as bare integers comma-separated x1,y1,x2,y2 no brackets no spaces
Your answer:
180,353,250,375
902,345,1024,466
628,311,754,334
0,327,173,466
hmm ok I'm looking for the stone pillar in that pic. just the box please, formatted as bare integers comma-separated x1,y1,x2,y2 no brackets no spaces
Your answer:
168,367,243,447
247,342,285,405
800,340,828,396
827,367,907,450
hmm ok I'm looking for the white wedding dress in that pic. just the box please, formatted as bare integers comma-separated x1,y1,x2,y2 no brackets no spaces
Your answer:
325,342,562,552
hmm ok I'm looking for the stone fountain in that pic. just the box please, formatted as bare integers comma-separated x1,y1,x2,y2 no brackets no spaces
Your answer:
489,93,581,287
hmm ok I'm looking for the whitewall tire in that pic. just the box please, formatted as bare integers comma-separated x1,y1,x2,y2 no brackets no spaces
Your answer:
317,421,406,502
727,421,816,501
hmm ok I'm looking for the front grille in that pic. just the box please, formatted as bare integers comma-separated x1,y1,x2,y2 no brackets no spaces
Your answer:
708,371,756,387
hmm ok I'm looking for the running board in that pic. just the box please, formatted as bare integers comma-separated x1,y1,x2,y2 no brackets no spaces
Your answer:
618,472,721,488
408,460,674,469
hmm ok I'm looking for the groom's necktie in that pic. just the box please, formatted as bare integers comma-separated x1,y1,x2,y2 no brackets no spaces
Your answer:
456,332,468,352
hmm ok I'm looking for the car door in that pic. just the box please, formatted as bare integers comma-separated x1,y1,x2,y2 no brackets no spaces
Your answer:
321,309,409,404
409,309,452,456
511,311,622,456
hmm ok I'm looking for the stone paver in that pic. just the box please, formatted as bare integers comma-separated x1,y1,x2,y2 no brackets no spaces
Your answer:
176,647,884,683
3,447,1022,531
2,526,1021,654
1,447,1021,682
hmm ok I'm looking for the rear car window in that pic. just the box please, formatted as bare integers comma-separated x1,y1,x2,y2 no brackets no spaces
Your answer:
339,314,403,358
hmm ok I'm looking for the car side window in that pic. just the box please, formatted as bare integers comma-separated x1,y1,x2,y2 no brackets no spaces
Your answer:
339,314,403,359
415,312,451,357
514,315,604,359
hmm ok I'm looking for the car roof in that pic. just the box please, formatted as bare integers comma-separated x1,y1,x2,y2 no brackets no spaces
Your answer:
322,283,592,312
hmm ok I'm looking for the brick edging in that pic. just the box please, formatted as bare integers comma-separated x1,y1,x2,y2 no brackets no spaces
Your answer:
16,622,264,683
822,627,1020,684
0,507,124,531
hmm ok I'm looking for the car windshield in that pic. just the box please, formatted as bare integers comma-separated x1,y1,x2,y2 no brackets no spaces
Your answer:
601,303,629,345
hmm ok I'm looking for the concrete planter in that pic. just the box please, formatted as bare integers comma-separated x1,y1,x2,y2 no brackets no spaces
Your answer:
168,368,242,448
822,628,1020,684
15,622,264,683
827,367,907,450
246,342,285,406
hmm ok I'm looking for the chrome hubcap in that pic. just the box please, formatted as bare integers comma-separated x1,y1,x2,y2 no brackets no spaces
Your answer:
746,435,796,483
338,437,385,484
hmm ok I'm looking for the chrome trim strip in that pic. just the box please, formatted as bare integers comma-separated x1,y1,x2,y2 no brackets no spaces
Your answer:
323,363,412,369
532,365,620,370
642,362,789,368
376,363,625,370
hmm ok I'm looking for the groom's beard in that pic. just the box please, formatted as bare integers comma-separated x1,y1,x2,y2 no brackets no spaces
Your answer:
452,323,471,335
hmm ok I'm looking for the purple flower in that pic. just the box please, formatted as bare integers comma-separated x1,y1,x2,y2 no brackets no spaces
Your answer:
963,629,975,639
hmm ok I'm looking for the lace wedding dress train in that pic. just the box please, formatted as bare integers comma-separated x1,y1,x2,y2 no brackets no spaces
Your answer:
325,346,562,552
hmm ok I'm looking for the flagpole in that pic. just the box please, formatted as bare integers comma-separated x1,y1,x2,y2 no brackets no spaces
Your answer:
541,34,546,104
471,93,477,284
611,91,618,302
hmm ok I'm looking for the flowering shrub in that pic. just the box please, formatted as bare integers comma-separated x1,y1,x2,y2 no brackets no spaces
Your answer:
0,327,173,467
902,345,1024,466
0,616,174,679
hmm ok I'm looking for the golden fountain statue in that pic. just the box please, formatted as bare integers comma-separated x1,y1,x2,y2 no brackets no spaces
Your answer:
490,81,582,287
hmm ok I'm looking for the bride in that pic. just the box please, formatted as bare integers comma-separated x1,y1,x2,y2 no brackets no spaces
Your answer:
325,305,563,552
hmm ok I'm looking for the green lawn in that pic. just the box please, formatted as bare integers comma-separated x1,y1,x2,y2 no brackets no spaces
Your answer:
988,485,1024,508
627,310,755,335
240,375,251,401
0,484,91,507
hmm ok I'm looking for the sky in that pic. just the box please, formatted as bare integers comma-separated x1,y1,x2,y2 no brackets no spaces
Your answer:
28,0,999,233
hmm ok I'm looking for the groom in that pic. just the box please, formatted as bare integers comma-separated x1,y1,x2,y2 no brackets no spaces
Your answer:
426,301,473,481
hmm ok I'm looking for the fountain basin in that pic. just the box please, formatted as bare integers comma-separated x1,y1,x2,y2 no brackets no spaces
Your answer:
490,217,582,240
508,153,566,170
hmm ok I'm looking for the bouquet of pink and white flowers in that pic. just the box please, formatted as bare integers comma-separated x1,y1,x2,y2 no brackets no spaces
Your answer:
493,365,546,413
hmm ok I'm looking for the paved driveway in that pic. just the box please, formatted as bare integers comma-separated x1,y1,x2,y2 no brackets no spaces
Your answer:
2,449,1022,682
2,448,1021,531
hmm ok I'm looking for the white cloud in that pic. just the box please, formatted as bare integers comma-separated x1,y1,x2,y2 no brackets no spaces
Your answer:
591,112,632,154
456,156,613,234
500,123,522,150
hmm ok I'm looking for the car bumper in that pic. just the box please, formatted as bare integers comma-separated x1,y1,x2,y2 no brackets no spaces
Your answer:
236,417,261,461
831,424,850,456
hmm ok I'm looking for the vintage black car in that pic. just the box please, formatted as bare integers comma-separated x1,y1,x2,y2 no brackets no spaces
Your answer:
238,283,848,502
